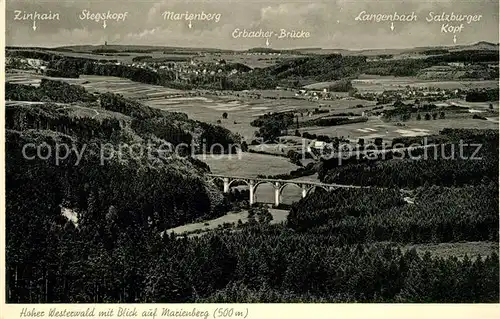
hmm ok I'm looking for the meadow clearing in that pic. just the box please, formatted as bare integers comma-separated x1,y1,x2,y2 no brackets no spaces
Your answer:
165,208,499,261
195,152,299,177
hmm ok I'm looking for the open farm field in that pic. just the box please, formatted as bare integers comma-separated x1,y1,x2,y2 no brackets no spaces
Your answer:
302,81,337,90
6,72,318,140
148,97,302,140
147,94,325,140
166,208,290,236
354,75,499,92
445,99,500,112
302,97,375,109
195,152,299,177
297,114,499,143
396,116,499,132
7,72,498,147
6,70,90,87
296,116,419,143
80,75,184,96
6,71,185,96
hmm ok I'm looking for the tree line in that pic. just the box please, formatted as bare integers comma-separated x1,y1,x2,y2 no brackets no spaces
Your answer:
465,88,499,102
6,80,96,103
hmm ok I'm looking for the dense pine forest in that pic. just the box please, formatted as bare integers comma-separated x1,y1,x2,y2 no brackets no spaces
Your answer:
318,129,499,188
5,81,500,303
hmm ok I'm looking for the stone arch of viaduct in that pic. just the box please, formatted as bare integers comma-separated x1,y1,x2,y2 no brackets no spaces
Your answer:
207,174,339,206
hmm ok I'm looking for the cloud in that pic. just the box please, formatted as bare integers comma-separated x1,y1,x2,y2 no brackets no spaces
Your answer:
6,0,499,49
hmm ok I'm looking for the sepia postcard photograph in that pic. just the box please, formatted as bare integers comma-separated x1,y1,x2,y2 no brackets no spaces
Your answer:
1,0,499,317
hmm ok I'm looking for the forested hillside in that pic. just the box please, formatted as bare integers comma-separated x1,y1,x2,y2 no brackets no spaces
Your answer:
287,184,498,243
5,80,241,231
6,197,499,302
6,80,241,151
318,129,498,188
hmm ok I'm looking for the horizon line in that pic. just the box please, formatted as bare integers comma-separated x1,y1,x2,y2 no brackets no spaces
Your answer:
5,40,500,53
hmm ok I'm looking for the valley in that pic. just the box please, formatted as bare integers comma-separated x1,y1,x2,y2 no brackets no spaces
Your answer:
5,39,499,304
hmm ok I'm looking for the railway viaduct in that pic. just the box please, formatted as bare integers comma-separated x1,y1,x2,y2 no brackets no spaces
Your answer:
206,174,365,206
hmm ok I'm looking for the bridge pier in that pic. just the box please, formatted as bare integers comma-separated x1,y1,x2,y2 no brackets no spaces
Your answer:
249,180,255,205
274,182,281,207
223,177,230,193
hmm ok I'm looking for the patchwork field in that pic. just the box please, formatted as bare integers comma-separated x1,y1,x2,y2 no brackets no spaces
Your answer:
296,116,433,143
6,71,89,87
7,71,498,148
298,110,498,144
353,75,499,92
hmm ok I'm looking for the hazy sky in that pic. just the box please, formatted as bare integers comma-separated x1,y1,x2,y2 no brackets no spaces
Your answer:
6,0,500,49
